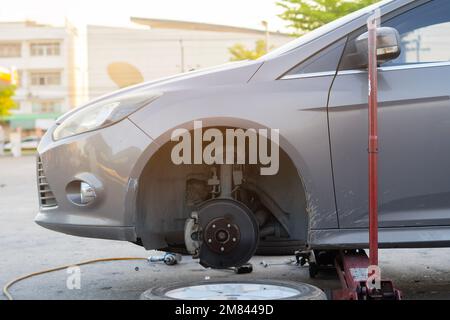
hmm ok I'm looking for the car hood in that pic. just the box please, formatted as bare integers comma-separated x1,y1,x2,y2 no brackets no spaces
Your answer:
57,59,262,125
132,59,262,91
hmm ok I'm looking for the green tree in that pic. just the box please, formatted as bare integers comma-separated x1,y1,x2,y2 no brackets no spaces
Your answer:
277,0,380,35
229,39,268,61
0,85,17,116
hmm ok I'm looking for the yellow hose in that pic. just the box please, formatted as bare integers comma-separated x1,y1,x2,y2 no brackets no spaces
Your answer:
3,257,147,300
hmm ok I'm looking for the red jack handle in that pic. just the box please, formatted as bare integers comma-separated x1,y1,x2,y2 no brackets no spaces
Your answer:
367,14,379,267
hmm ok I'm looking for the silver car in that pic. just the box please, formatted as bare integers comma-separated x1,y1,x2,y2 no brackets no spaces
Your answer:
36,0,450,268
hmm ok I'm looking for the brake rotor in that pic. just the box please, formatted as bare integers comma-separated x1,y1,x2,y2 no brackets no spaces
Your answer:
197,199,259,269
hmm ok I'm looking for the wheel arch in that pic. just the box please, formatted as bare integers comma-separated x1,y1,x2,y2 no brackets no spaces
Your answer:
126,117,315,249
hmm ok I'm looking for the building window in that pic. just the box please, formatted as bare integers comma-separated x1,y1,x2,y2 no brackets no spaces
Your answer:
0,43,21,57
30,42,61,56
30,72,61,86
32,100,62,113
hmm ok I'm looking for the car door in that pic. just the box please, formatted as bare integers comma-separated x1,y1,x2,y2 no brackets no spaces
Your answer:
328,0,450,228
274,38,348,230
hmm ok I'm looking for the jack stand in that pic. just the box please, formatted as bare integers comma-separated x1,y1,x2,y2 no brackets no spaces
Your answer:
332,250,401,300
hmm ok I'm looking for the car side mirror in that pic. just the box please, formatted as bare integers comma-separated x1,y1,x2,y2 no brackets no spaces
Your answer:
354,27,401,67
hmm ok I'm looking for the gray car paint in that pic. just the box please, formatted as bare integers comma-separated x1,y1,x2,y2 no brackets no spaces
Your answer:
36,0,450,249
35,119,153,241
330,65,450,228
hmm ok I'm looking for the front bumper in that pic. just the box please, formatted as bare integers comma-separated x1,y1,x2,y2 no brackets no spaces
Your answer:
35,118,153,242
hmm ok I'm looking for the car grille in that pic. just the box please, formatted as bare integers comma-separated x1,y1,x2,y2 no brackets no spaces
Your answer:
37,156,58,208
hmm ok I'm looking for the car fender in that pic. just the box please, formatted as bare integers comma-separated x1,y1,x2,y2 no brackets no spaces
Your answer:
127,82,338,233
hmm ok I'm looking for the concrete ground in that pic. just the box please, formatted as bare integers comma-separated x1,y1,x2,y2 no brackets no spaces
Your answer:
1,155,450,300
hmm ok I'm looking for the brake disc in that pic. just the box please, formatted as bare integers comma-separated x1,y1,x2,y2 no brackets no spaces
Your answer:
197,199,259,269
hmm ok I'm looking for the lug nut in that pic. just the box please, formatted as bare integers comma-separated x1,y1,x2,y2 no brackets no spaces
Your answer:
220,247,225,252
208,239,212,243
232,237,236,242
227,224,231,228
212,224,216,228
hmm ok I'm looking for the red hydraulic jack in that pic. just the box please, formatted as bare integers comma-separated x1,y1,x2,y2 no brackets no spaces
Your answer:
332,12,401,300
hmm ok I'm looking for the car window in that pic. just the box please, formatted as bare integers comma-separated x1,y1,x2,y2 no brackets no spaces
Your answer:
283,38,346,77
261,0,394,61
340,0,450,70
383,0,450,66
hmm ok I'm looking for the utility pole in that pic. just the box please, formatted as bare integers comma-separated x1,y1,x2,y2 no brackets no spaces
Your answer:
404,34,430,63
261,20,269,53
179,39,185,73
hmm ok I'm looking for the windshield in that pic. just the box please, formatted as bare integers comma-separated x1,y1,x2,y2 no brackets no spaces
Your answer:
260,0,394,60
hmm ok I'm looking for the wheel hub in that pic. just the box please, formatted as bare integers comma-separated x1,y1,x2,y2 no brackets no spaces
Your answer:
203,217,240,254
197,199,259,269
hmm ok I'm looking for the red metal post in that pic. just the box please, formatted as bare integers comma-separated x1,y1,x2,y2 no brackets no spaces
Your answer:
332,13,401,300
367,16,379,267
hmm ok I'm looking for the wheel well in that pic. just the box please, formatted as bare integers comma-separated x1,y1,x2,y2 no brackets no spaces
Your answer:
135,128,309,252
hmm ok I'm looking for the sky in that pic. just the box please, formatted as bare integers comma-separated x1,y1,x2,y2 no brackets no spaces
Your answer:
0,0,290,32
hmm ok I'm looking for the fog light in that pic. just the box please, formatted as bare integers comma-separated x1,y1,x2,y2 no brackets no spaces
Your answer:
66,180,98,206
80,182,96,204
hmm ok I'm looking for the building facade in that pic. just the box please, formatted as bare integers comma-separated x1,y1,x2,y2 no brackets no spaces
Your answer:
87,18,292,99
0,21,81,132
0,18,292,132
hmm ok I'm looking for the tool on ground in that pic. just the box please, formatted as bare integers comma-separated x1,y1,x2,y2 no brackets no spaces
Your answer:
230,263,253,274
148,252,182,266
260,259,294,268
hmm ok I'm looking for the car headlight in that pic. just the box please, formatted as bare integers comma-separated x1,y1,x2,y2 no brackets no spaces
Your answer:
53,92,161,141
